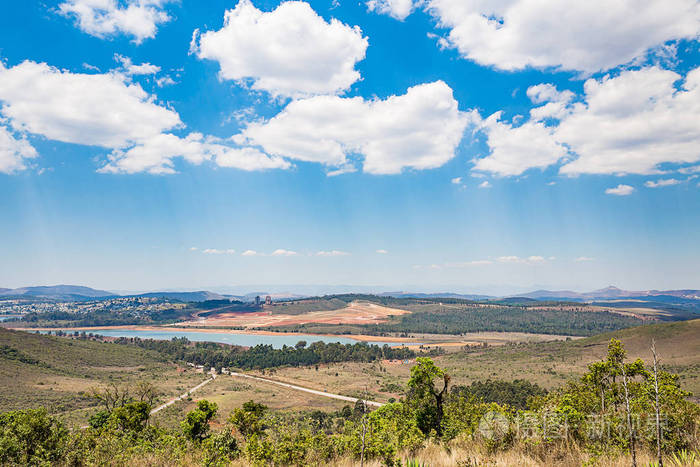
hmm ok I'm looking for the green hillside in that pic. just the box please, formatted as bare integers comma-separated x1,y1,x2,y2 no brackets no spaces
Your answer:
0,328,201,421
438,318,700,395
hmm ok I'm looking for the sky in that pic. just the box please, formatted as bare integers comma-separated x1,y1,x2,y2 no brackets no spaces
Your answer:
1,0,699,294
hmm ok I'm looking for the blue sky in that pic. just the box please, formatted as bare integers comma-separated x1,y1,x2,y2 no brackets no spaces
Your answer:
1,0,699,293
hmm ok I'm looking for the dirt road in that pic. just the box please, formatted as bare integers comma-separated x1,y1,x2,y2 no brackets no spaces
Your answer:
229,371,383,407
150,373,217,415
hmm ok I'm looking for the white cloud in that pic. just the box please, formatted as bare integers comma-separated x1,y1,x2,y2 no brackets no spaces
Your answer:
271,249,298,256
0,60,181,149
451,177,462,184
326,164,358,177
474,67,700,177
497,256,519,263
605,184,635,196
203,248,236,254
575,256,595,262
99,133,290,175
316,250,350,256
559,67,700,176
189,247,198,251
366,0,415,20
679,165,700,174
496,255,548,264
0,125,37,174
241,250,259,256
194,0,368,98
645,178,681,188
376,249,388,254
236,81,471,174
472,112,568,176
380,0,700,73
58,0,173,43
214,146,291,172
115,54,160,75
478,180,491,188
155,76,176,87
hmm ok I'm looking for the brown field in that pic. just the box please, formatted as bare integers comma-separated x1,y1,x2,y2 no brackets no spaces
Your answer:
151,371,350,430
177,300,409,328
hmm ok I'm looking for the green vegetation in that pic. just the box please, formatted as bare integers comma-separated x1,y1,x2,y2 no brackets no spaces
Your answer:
267,298,347,315
19,307,192,327
364,307,643,336
1,342,698,466
266,304,643,337
451,379,547,409
111,336,416,370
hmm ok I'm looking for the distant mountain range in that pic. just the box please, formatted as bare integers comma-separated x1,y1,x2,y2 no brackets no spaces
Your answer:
1,284,698,303
0,285,117,301
513,286,700,301
379,291,494,300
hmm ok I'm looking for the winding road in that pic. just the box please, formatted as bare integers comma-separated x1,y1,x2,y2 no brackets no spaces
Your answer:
150,369,382,417
150,373,217,415
229,371,383,407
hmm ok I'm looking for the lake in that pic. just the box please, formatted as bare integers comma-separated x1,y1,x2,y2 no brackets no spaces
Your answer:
39,328,402,349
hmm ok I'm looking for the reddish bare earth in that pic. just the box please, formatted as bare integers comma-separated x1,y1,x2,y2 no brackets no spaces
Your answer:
178,300,409,328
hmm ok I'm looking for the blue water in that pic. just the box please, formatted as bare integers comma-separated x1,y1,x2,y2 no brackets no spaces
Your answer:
39,328,401,349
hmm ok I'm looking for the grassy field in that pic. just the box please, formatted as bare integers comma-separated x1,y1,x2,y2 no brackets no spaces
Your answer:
253,319,700,403
0,328,208,426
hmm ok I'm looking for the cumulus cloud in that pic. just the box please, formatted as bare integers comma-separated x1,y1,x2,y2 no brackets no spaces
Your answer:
316,250,350,256
236,81,471,174
376,249,388,254
241,250,259,256
99,130,292,175
478,180,491,188
366,0,415,20
644,178,681,188
373,0,700,73
58,0,173,43
0,125,37,174
0,60,181,149
114,54,160,75
558,67,700,176
202,248,236,254
472,113,568,176
271,249,298,256
0,60,293,175
474,67,700,178
194,0,368,98
605,184,635,196
451,177,462,184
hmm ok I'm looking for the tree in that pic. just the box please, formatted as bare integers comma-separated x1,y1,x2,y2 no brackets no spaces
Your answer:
406,357,450,436
108,401,151,433
229,401,267,440
0,409,68,465
182,400,218,442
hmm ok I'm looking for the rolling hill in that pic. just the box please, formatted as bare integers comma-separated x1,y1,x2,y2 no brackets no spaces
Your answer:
0,285,116,301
